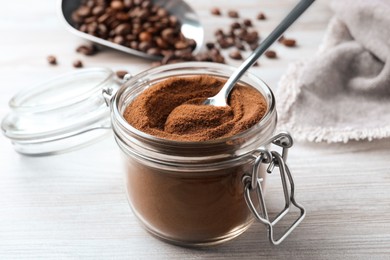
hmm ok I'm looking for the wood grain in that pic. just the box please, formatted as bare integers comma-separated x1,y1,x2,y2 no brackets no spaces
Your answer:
1,0,389,259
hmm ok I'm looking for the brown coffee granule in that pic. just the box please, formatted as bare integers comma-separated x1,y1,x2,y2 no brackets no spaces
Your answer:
124,75,267,142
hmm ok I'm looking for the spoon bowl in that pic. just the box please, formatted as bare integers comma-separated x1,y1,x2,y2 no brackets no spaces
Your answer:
59,0,204,60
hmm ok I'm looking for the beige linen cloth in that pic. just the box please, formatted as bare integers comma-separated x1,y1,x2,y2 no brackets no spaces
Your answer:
276,0,390,143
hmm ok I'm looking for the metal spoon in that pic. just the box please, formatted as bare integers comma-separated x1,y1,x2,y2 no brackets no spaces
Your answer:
59,0,204,60
204,0,315,106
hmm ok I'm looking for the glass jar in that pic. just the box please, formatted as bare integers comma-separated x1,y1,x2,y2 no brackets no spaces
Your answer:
108,62,305,246
2,63,305,247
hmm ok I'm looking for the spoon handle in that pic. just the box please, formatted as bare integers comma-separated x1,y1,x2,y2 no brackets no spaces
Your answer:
219,0,315,102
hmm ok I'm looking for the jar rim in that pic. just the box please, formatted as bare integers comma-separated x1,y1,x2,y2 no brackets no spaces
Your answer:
112,62,276,147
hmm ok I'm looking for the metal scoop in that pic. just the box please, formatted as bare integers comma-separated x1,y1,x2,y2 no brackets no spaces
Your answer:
203,0,315,106
59,0,204,60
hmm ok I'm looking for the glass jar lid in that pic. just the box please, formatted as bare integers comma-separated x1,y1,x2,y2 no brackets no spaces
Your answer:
1,68,117,155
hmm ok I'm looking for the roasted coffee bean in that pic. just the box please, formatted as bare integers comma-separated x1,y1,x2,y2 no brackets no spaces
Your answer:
214,29,224,37
79,24,88,33
231,22,241,29
116,12,130,21
76,44,99,56
235,28,248,40
169,16,178,26
161,28,176,41
97,24,108,37
147,48,161,56
206,42,215,49
249,42,259,51
141,0,152,9
138,41,152,52
218,37,234,49
174,51,194,61
161,51,175,64
265,50,277,58
47,55,57,65
243,19,252,27
174,41,189,50
87,22,98,35
211,7,221,16
146,26,158,34
113,35,125,45
139,31,152,42
187,39,196,49
97,13,110,23
71,13,83,24
235,41,245,51
130,41,139,49
195,53,212,62
123,0,134,8
77,6,91,17
243,30,259,44
142,22,152,30
159,17,170,26
132,27,142,35
228,10,239,18
157,7,168,17
116,70,129,79
209,50,225,63
115,23,131,35
257,12,266,20
210,48,221,56
134,0,143,6
229,49,242,60
73,60,83,68
282,38,296,47
156,37,169,49
111,1,124,10
92,6,104,16
84,16,96,24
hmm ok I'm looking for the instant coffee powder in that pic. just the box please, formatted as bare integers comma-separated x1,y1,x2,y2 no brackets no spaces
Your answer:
123,75,268,141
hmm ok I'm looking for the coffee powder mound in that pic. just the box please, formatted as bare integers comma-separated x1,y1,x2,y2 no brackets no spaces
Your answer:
124,75,267,141
164,100,234,136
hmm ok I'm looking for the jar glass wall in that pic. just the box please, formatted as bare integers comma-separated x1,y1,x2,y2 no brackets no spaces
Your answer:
110,62,277,246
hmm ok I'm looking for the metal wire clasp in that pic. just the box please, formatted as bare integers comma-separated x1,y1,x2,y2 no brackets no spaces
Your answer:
242,132,306,245
102,73,132,107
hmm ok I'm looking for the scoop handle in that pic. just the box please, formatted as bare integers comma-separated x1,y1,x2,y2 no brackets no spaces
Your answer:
219,0,316,102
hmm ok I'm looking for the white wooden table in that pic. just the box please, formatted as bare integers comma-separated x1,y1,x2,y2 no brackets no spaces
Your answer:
1,0,389,259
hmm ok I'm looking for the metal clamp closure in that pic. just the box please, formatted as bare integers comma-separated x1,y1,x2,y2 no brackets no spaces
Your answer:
102,73,132,107
102,87,115,107
242,132,306,245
